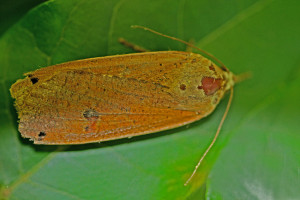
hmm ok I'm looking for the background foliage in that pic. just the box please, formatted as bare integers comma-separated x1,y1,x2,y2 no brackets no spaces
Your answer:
0,0,299,199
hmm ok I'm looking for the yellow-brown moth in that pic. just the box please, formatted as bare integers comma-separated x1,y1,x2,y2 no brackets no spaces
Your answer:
10,26,239,185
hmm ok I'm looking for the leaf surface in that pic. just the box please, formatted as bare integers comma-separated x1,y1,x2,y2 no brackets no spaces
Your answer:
0,0,299,199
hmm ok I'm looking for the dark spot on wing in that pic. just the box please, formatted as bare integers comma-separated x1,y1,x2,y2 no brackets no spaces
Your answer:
83,109,100,119
37,132,46,141
38,131,46,137
30,77,39,84
180,84,186,90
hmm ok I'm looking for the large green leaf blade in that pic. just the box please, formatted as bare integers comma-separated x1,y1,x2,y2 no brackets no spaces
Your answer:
0,0,299,199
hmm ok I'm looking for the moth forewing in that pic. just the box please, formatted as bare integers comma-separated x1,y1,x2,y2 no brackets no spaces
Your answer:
10,51,233,145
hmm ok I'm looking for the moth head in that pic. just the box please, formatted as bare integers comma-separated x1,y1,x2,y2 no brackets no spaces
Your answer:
223,71,235,91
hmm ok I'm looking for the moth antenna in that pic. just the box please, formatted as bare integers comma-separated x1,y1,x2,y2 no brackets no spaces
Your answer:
131,25,229,72
184,87,234,186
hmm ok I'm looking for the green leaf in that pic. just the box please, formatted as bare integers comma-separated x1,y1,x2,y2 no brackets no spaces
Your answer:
0,0,46,36
1,0,299,199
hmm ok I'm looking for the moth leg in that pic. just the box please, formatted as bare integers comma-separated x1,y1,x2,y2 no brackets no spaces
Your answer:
185,39,195,52
118,38,149,52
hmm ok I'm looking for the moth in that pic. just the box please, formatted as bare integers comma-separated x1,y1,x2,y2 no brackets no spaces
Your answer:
10,26,239,185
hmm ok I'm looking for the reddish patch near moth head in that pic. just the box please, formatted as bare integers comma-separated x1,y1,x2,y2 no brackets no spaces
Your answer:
201,77,222,95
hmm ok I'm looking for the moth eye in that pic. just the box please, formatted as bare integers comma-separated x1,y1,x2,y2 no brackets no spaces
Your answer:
30,77,39,84
180,84,186,90
197,85,203,90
